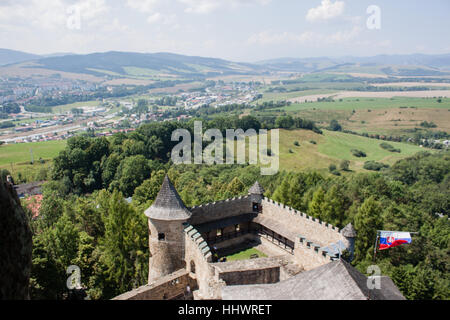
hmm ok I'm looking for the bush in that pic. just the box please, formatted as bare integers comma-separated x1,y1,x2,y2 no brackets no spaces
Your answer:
363,161,389,171
329,164,337,172
310,140,317,145
340,160,350,171
351,149,366,157
420,121,437,128
294,141,300,146
329,120,342,131
380,142,401,153
288,149,294,154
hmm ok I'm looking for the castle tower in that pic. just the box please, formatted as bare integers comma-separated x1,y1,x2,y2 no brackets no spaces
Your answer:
249,181,265,212
341,223,357,262
144,175,191,283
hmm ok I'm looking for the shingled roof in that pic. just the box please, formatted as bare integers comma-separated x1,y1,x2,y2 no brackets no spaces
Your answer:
144,175,192,221
248,181,265,195
221,259,405,300
341,223,357,238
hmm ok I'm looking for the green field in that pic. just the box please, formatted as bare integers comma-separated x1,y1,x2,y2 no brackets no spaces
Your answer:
258,89,338,103
273,97,450,112
318,130,427,170
0,140,66,166
225,248,267,261
248,129,430,173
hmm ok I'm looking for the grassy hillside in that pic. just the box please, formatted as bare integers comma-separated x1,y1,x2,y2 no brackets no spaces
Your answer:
265,129,428,173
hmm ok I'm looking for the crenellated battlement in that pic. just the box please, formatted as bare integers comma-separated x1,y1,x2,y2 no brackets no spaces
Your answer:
188,195,253,225
183,223,212,261
189,195,251,211
262,197,340,233
260,197,343,247
296,235,334,261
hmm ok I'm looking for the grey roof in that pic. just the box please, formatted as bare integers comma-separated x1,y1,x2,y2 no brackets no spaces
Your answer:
221,259,405,300
248,181,265,195
341,223,357,238
144,175,191,221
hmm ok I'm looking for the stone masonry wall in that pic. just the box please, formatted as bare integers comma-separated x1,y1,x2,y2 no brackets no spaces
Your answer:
211,258,281,286
293,237,332,271
188,196,253,225
112,269,197,300
261,197,344,247
148,219,187,283
183,223,219,299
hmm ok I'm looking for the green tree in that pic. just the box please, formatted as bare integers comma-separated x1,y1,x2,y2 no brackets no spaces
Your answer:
112,155,151,197
308,187,325,219
354,196,383,261
98,190,148,297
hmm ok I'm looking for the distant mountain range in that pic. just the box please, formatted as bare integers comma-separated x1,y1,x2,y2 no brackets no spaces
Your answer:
256,54,450,74
1,48,450,78
0,49,41,66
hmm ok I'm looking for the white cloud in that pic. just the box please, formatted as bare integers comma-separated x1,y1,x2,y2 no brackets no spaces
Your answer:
248,26,361,46
147,13,177,25
178,0,271,14
306,0,345,22
126,0,160,13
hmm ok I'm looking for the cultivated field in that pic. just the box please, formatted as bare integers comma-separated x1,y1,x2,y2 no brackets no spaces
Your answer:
289,90,450,103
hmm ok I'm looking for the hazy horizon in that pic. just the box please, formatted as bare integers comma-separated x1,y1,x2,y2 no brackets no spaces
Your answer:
3,48,450,65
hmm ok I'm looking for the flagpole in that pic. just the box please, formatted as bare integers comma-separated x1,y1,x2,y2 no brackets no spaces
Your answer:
373,231,380,263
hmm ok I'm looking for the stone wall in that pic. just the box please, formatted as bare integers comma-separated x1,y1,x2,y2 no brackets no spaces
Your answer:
261,197,344,246
293,237,332,271
211,257,281,286
112,269,197,300
211,233,255,251
148,219,187,283
188,196,253,225
183,223,218,299
0,178,32,300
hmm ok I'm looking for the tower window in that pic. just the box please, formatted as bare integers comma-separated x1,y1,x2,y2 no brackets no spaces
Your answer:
235,224,240,232
216,229,223,237
158,233,165,241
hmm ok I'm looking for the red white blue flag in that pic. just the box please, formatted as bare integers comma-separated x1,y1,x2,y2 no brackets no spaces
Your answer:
379,231,412,250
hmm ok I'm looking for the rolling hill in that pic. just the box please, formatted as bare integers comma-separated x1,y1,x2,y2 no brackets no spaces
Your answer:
0,49,40,66
256,54,450,75
22,51,266,78
2,49,450,81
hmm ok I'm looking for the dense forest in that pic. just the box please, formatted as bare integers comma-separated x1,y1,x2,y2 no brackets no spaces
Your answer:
21,118,449,300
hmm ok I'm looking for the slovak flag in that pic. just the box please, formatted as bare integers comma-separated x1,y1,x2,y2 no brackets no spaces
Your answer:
379,231,412,250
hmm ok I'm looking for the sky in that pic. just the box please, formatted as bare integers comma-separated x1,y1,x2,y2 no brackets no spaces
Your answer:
0,0,449,62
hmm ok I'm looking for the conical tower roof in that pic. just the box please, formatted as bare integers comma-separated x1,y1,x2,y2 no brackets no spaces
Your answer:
144,175,191,221
249,181,265,195
341,223,357,238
